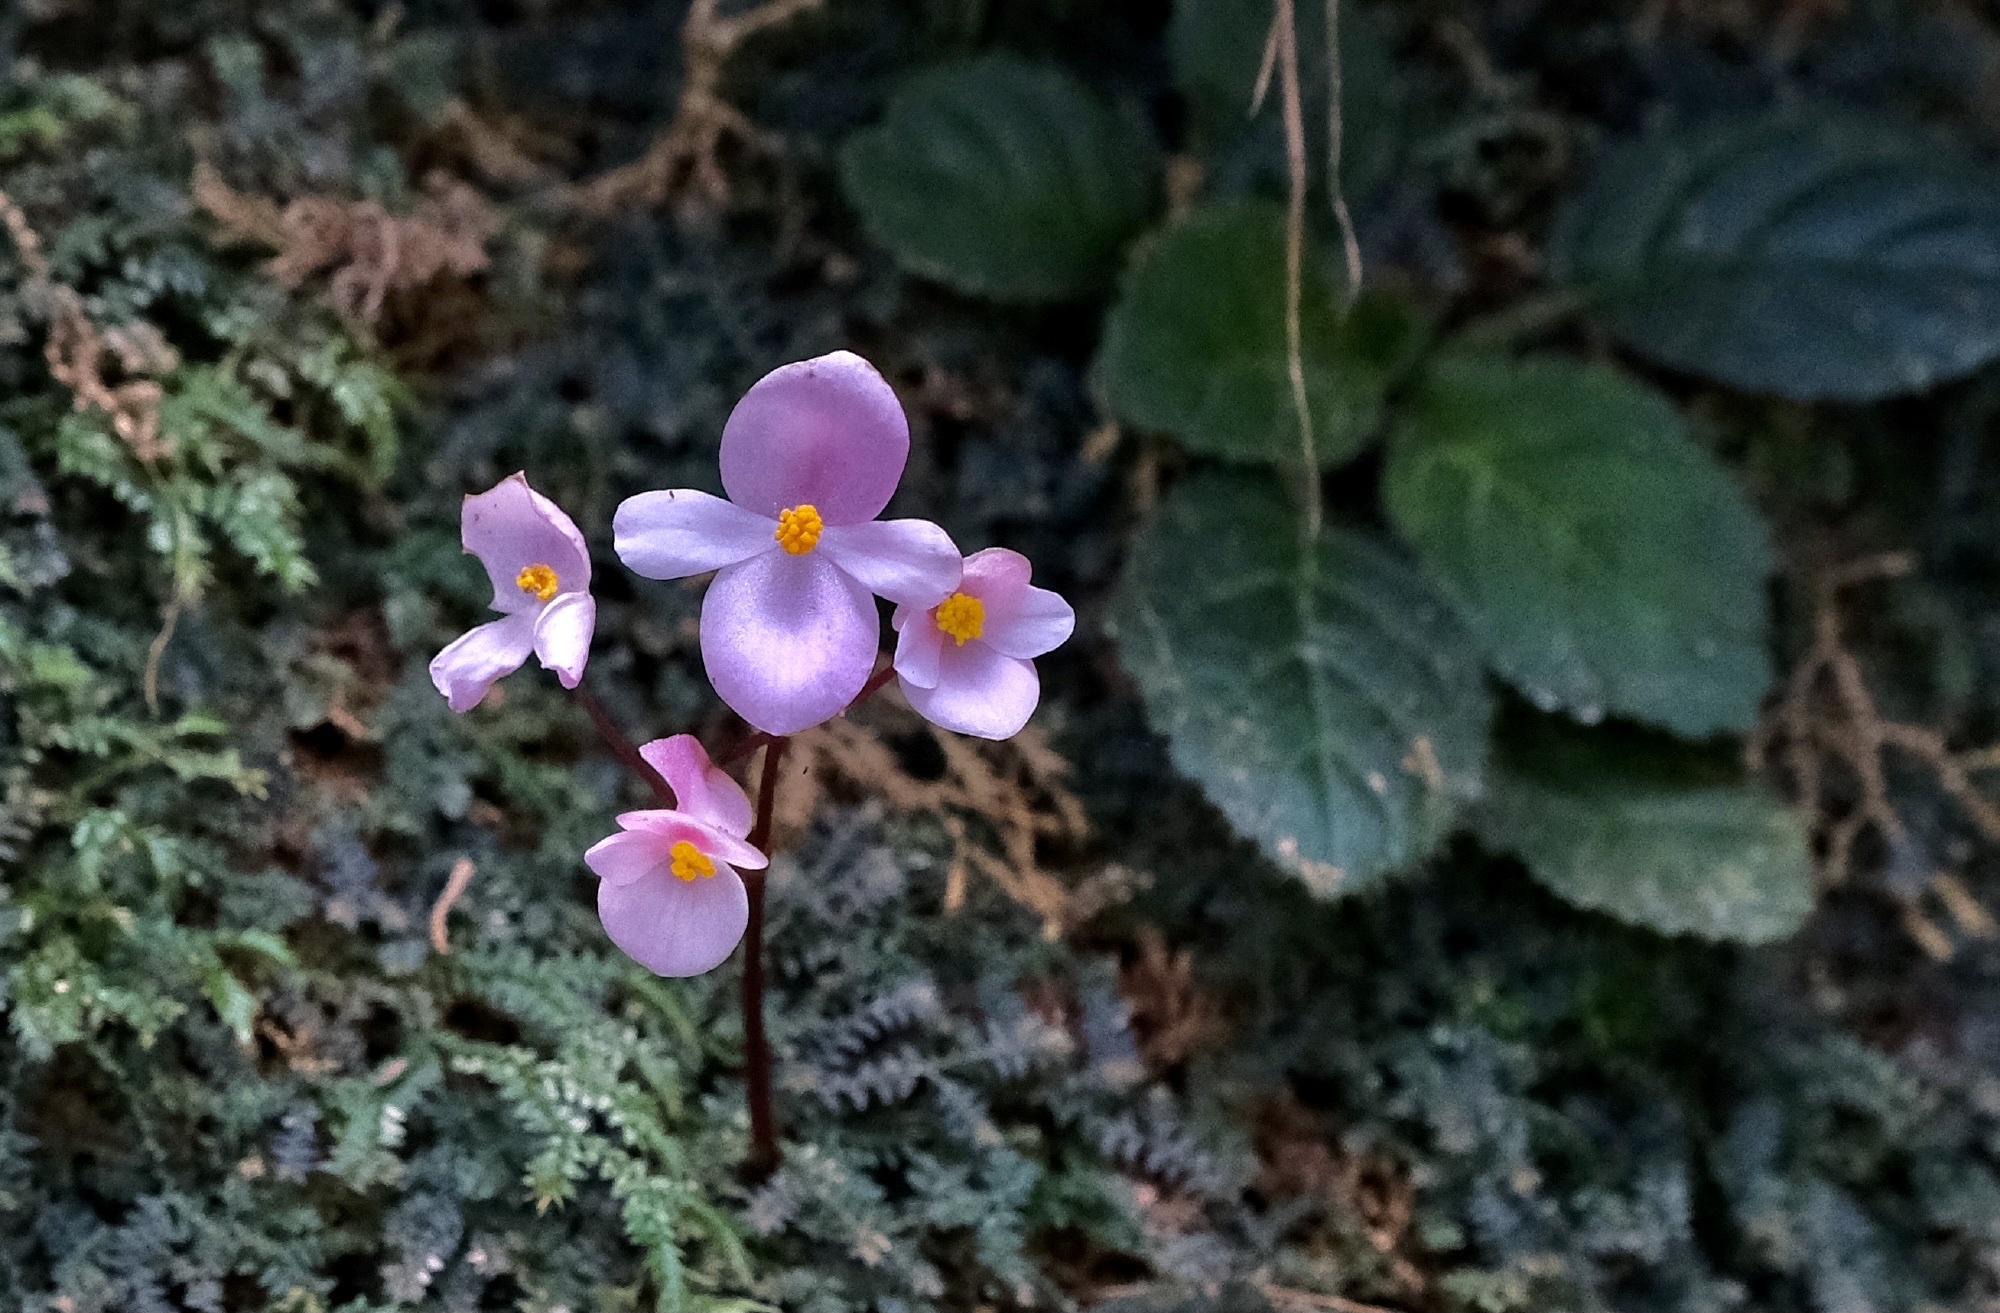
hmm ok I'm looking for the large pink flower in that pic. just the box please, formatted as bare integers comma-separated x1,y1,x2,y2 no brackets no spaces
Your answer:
892,547,1073,740
430,473,596,712
613,352,960,735
584,735,768,977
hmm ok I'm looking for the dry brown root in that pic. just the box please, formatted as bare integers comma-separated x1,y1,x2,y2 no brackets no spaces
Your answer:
1751,553,2000,949
569,0,823,221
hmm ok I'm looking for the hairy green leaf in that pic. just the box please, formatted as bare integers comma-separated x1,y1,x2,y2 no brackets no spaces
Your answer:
1551,109,2000,400
1475,723,1813,943
1385,355,1772,737
1093,201,1424,466
1110,470,1490,894
839,55,1159,303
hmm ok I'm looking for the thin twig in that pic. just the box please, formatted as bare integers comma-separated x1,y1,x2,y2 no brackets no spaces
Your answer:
1257,1281,1401,1313
1324,0,1362,306
1270,0,1322,539
143,592,184,712
428,856,478,954
741,734,788,1178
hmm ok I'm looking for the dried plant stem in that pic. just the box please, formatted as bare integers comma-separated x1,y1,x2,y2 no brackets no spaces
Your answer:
742,734,789,1178
1270,0,1322,541
1324,0,1362,305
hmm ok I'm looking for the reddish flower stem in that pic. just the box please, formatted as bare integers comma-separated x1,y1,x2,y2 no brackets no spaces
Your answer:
717,663,897,768
848,663,897,710
741,734,788,1178
575,680,676,806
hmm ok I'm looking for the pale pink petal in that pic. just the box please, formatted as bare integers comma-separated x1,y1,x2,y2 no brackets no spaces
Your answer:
817,519,962,607
637,735,755,837
584,827,670,887
533,591,595,689
598,862,749,977
613,489,777,580
719,351,910,526
983,584,1074,660
957,547,1031,611
614,810,768,871
463,473,591,613
701,550,879,735
429,612,537,712
891,601,945,690
900,641,1042,740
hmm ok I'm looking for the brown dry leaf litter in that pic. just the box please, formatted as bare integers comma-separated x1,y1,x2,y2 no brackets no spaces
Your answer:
572,0,822,220
1751,553,2000,885
3,189,177,462
193,163,496,325
770,697,1128,937
1254,1095,1427,1311
1119,926,1225,1071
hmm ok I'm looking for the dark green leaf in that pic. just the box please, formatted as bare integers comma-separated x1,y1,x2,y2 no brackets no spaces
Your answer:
1551,110,2000,400
1385,355,1772,737
1093,201,1424,466
838,55,1159,303
1109,470,1490,894
1474,722,1813,943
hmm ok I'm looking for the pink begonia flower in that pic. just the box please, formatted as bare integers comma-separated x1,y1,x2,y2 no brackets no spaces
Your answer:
892,547,1074,741
584,735,768,977
613,352,960,736
430,473,597,712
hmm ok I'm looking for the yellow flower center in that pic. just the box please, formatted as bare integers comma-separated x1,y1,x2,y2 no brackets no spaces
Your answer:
668,839,716,882
515,562,560,603
773,503,824,555
934,591,985,646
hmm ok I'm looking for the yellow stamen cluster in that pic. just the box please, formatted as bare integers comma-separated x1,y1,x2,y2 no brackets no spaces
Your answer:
773,503,824,555
934,591,985,646
516,562,560,603
668,840,716,882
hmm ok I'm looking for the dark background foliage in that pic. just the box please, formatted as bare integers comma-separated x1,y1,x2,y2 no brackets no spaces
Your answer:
4,1,2000,1310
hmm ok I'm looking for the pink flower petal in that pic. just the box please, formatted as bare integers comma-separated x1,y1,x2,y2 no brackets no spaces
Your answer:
598,862,749,977
891,601,945,689
817,519,962,607
637,735,755,837
533,591,595,689
584,827,670,887
900,640,1042,740
719,352,910,526
614,809,768,871
429,612,537,712
983,584,1074,660
701,550,880,735
613,489,777,580
463,473,591,613
958,547,1032,610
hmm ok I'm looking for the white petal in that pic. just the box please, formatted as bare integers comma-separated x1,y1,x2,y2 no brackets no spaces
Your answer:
533,592,595,689
429,613,537,712
892,602,945,689
817,518,962,607
613,489,777,580
983,584,1075,659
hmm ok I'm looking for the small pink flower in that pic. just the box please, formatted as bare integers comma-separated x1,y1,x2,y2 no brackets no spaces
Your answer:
892,547,1073,740
430,473,597,712
613,352,961,736
584,735,768,977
